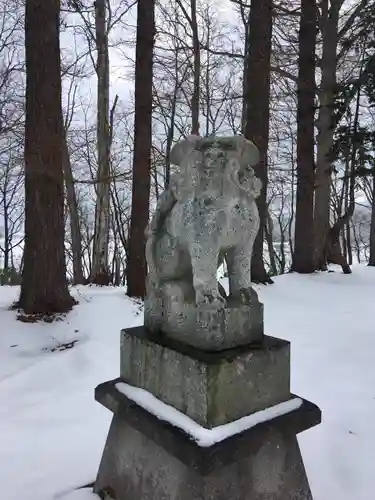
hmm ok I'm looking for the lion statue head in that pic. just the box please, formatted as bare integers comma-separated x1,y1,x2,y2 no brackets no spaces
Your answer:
169,135,262,200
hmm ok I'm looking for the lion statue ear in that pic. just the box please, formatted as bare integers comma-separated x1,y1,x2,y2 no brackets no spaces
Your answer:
170,135,201,167
234,135,260,168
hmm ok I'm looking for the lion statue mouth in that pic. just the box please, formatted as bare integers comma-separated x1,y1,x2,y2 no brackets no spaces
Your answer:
144,135,264,351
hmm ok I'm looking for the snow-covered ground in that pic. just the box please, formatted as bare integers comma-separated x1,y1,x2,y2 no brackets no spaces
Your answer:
0,266,374,500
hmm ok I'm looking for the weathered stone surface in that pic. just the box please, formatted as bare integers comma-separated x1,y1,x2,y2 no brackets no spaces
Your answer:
145,299,264,350
94,381,321,500
120,326,290,427
144,135,264,350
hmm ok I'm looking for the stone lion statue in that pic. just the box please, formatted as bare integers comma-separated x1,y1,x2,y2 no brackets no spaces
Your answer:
144,135,262,344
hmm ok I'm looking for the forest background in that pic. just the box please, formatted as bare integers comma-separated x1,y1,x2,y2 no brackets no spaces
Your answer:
1,0,375,313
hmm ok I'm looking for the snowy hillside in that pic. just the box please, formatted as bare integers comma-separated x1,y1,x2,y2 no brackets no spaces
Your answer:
1,268,375,500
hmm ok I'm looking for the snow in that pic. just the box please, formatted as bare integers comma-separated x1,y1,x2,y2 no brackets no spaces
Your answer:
0,266,375,499
116,381,303,447
55,490,98,500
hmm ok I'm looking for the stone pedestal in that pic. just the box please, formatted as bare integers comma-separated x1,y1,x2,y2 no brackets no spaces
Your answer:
94,326,321,500
94,379,321,500
120,326,290,427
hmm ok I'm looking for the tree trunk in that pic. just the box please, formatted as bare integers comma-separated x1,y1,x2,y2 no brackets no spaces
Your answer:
326,207,353,274
190,0,200,135
292,0,316,274
346,220,353,264
369,173,375,266
165,92,177,188
3,196,9,272
176,0,200,135
19,0,74,314
288,137,296,261
322,73,361,273
126,0,155,298
314,0,340,270
62,133,84,284
241,16,249,134
264,207,278,276
90,0,111,285
341,158,350,259
243,0,274,284
352,220,361,264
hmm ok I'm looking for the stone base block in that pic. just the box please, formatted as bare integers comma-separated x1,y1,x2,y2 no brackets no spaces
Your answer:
144,294,264,351
94,381,321,500
120,326,290,428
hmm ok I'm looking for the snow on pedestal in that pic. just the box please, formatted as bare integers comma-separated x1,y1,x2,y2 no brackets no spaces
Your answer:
116,381,303,447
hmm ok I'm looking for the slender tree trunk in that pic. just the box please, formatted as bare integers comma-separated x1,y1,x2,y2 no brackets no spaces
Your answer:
165,95,177,188
90,0,111,285
190,0,200,135
352,220,361,264
204,20,211,136
292,0,316,273
288,134,296,262
126,0,155,298
279,221,286,275
241,21,249,134
62,133,84,284
19,0,74,314
3,199,9,271
369,173,375,265
346,220,353,264
244,0,273,284
164,13,185,188
326,210,353,274
314,0,340,270
164,70,178,188
341,158,350,259
264,207,278,276
326,89,360,274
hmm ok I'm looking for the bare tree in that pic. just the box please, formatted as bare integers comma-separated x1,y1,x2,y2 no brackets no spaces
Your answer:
62,132,85,284
126,0,155,298
88,0,111,284
66,0,133,283
60,76,85,284
314,0,341,270
368,170,375,265
178,0,201,135
292,0,316,273
0,147,23,276
18,0,74,313
242,0,274,283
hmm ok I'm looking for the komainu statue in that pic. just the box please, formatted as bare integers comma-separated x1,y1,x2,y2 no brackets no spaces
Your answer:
144,135,264,350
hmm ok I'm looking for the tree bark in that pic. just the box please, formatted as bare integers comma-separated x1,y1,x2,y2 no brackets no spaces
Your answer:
292,0,316,273
190,0,200,135
264,207,278,276
243,0,274,284
2,189,9,272
326,207,353,274
90,0,111,285
62,132,85,284
176,0,200,135
314,0,340,270
369,174,375,266
126,0,155,298
19,0,74,314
